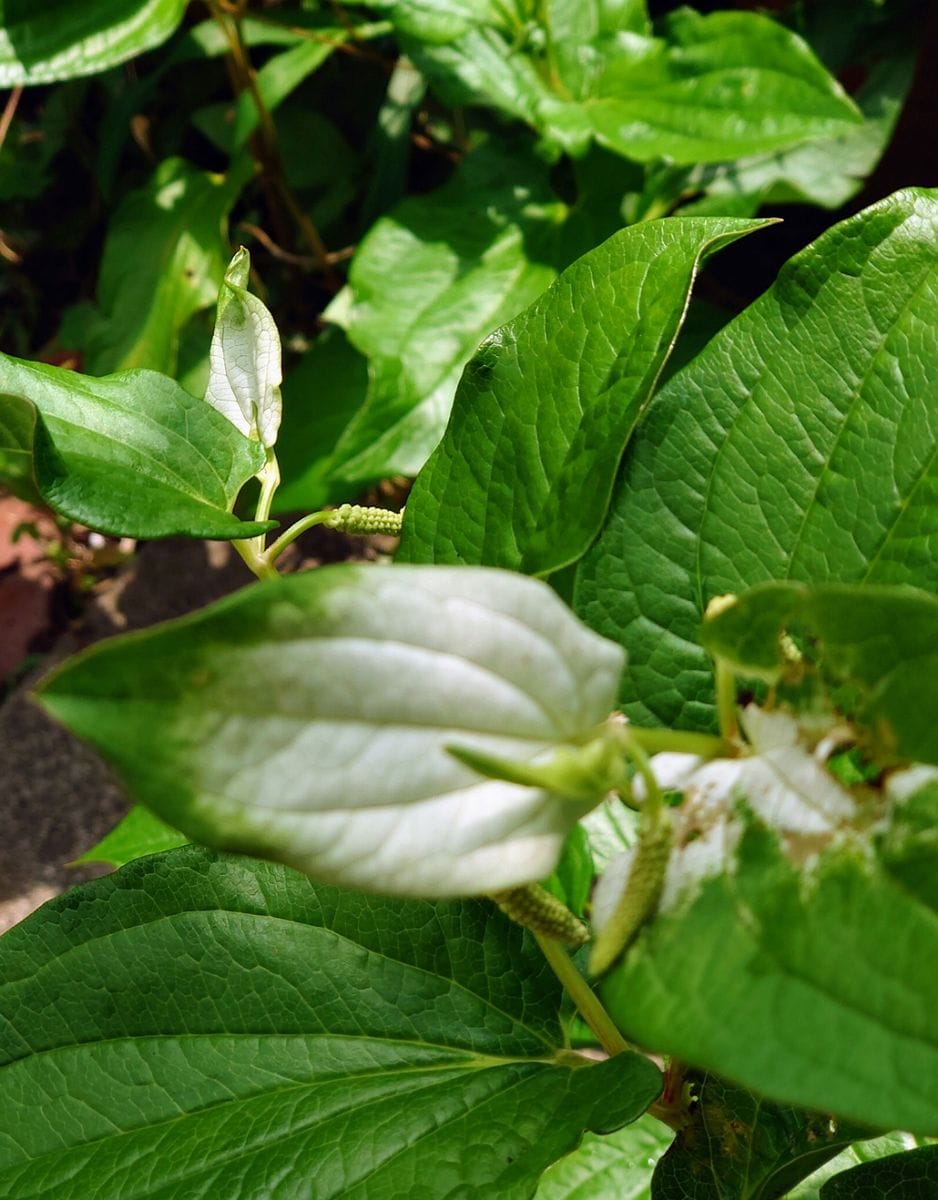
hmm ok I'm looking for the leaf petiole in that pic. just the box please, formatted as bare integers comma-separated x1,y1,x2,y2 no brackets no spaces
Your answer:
233,451,282,579
626,726,731,760
533,932,632,1059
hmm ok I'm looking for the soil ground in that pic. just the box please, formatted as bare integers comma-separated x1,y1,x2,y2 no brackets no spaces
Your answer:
0,493,395,933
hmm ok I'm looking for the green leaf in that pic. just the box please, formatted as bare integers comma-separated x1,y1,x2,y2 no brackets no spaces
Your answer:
821,1146,938,1199
0,846,663,1199
582,797,638,871
544,0,651,102
364,0,509,44
401,5,858,167
231,38,335,149
703,582,938,765
0,354,271,539
535,1112,670,1199
599,818,938,1134
206,247,282,450
880,776,938,911
574,187,938,732
0,393,40,502
0,0,188,86
78,157,249,376
407,23,555,130
273,327,369,515
574,9,861,165
359,56,426,226
788,1134,916,1200
38,565,625,897
400,216,768,576
650,1074,861,1200
325,139,565,483
74,807,189,869
684,52,915,212
543,825,594,920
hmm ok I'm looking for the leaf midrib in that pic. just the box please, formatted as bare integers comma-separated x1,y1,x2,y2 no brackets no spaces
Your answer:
0,1047,550,1200
0,909,557,1057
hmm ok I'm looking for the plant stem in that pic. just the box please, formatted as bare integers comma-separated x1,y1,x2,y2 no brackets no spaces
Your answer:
714,659,739,743
0,85,23,153
263,510,338,567
232,451,281,581
627,726,730,760
253,451,280,526
210,1,335,284
232,538,278,580
533,932,632,1058
536,935,690,1132
621,730,663,820
263,505,403,567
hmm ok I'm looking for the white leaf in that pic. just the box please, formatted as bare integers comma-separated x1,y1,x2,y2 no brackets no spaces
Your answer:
45,565,626,897
205,246,282,449
595,706,860,924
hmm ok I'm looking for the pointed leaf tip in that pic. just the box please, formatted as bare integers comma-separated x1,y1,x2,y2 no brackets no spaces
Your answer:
205,247,283,450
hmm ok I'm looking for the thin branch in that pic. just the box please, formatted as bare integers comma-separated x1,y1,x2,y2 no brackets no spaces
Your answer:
238,221,355,268
209,1,337,286
0,86,23,153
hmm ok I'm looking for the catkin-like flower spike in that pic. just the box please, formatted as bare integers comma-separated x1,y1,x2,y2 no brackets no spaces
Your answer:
588,817,672,976
490,884,589,946
324,504,404,536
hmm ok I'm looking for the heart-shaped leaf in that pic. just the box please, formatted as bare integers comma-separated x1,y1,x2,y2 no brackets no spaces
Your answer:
0,847,662,1199
574,187,938,731
38,565,625,896
400,216,769,576
0,353,272,539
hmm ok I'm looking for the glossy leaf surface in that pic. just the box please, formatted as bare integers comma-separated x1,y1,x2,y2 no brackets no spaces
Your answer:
534,1112,670,1199
575,188,938,731
576,9,861,165
39,565,625,896
79,158,248,376
0,0,188,86
0,847,662,1199
683,53,914,212
0,393,39,502
74,807,189,869
599,819,938,1134
325,140,564,482
401,216,767,575
0,353,270,539
400,6,858,166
